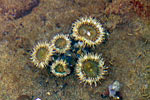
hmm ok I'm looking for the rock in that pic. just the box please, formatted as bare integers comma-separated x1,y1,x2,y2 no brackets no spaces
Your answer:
0,0,39,19
16,95,31,100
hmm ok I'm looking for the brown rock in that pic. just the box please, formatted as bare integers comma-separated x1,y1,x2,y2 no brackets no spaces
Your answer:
0,0,39,19
16,95,31,100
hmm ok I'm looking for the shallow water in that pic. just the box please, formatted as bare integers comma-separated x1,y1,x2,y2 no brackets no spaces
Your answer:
0,0,150,100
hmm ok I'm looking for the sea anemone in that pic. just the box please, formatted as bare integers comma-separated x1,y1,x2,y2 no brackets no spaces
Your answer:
31,42,53,69
72,17,105,47
76,53,108,86
51,34,71,53
51,59,70,77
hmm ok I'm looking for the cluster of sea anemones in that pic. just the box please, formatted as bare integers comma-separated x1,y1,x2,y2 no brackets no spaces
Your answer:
30,17,109,86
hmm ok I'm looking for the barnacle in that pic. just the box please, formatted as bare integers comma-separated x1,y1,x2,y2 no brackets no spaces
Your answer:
72,17,105,47
31,42,53,69
76,53,108,86
51,34,71,53
51,59,70,77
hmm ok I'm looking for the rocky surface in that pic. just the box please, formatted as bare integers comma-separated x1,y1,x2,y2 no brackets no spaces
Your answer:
0,0,150,100
0,0,39,20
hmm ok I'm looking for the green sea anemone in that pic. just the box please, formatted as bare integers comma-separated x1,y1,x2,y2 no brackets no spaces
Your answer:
31,42,53,69
76,53,108,86
72,17,105,47
51,59,70,77
51,34,71,53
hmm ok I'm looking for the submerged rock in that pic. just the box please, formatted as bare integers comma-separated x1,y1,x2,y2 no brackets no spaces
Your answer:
0,0,39,19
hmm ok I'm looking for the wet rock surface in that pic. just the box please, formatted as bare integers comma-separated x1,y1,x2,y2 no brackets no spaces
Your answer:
0,0,39,19
16,95,31,100
0,0,150,100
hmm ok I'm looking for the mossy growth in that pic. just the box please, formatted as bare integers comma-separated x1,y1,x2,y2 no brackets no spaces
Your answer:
141,65,150,99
